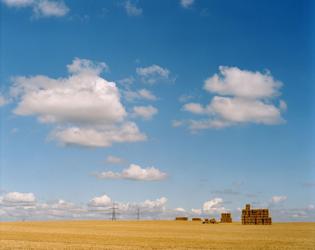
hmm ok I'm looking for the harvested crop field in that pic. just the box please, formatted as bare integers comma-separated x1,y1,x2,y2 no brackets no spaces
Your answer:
1,220,315,249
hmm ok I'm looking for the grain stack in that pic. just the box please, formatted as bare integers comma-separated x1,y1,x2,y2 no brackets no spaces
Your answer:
220,213,232,223
175,217,188,221
209,218,217,224
241,204,272,225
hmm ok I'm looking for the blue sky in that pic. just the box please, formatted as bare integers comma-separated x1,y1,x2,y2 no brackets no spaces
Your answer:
0,0,314,221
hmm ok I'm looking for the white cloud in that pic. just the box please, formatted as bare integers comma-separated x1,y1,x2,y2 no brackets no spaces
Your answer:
202,198,226,214
88,194,112,207
2,0,33,7
191,208,202,215
2,0,69,18
132,105,158,120
174,207,186,212
67,57,108,75
96,163,167,181
209,97,284,124
118,76,135,86
183,102,205,115
178,94,194,103
123,0,142,16
204,66,282,99
141,197,167,210
106,155,125,165
0,94,8,106
1,192,36,204
136,64,170,84
33,0,69,17
51,199,75,209
181,66,286,131
171,120,184,128
180,0,194,8
124,89,157,102
0,191,170,220
10,58,146,147
279,100,287,111
51,122,146,147
271,195,287,204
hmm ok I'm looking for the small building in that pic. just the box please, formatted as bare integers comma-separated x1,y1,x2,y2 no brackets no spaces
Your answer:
242,204,272,225
220,213,232,223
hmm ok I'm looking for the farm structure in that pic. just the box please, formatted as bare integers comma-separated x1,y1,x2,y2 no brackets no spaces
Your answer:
203,218,218,224
175,217,188,221
241,204,272,225
220,213,232,223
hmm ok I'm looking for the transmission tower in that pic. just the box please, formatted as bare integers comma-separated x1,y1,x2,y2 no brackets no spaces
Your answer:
111,202,118,221
137,206,140,221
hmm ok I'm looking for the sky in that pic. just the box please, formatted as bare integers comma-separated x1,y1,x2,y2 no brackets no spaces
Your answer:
0,0,314,221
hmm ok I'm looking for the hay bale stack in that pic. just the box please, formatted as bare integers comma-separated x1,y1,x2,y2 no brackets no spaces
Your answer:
220,213,232,223
203,218,218,224
175,217,188,221
192,218,202,221
241,204,272,225
209,218,217,224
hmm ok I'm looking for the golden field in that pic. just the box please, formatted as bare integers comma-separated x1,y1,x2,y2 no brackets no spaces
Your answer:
1,220,315,249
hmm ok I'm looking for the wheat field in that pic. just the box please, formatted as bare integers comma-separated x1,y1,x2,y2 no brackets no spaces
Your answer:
1,220,314,249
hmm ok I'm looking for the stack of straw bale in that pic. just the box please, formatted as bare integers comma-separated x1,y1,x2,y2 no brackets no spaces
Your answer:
220,213,232,223
241,204,272,225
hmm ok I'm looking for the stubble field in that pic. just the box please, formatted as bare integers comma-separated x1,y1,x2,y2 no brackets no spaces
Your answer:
0,220,314,249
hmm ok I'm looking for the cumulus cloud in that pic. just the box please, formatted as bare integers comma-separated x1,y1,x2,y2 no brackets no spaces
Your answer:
271,195,287,204
87,195,167,219
180,0,194,8
132,105,158,120
118,76,135,86
0,94,8,107
202,198,226,214
51,122,146,147
171,120,184,128
1,192,36,204
105,155,125,165
191,208,202,215
124,89,157,102
181,66,286,131
123,0,142,16
87,194,167,219
2,0,69,18
178,94,194,103
67,57,109,75
88,194,112,207
10,58,146,147
141,197,167,210
136,65,171,84
183,102,205,115
204,66,282,99
0,190,170,220
2,0,33,7
33,0,69,17
174,207,186,212
95,164,167,181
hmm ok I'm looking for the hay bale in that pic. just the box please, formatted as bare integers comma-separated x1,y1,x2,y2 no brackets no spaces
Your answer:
175,217,188,221
241,204,272,225
220,213,232,223
209,218,217,224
